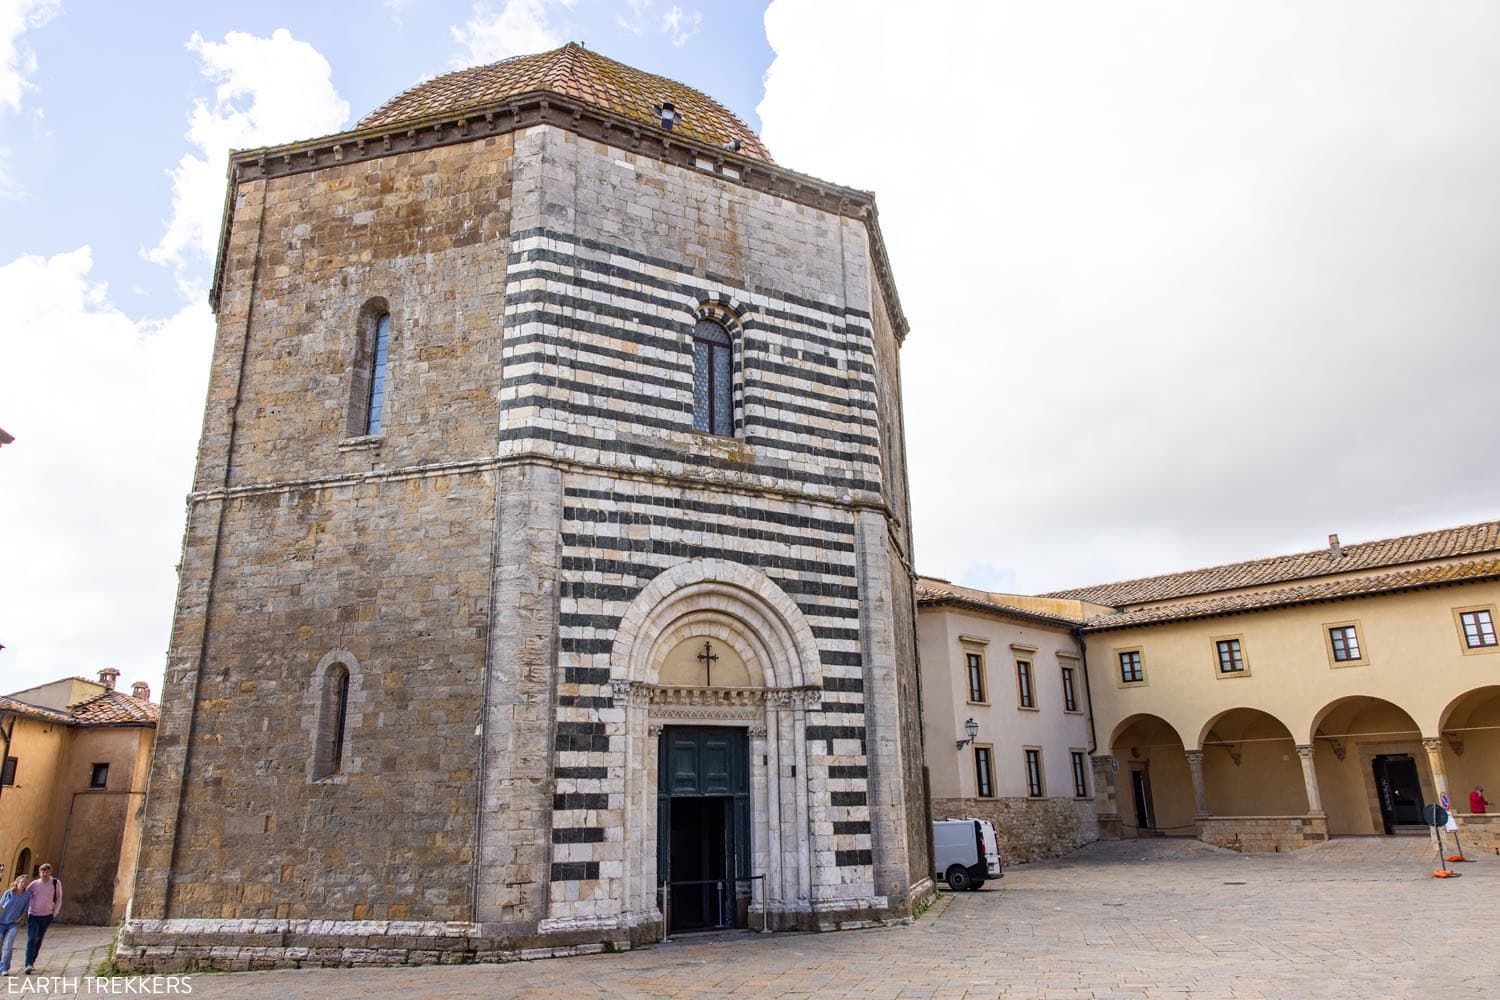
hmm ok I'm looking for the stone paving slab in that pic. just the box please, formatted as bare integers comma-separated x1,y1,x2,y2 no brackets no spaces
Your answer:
19,837,1500,997
0,922,115,979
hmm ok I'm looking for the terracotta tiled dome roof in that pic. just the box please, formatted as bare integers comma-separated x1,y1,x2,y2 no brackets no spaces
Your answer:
359,42,772,163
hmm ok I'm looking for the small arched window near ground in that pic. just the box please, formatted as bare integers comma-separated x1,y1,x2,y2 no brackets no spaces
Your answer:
691,318,733,436
14,847,31,879
314,659,352,780
346,299,393,438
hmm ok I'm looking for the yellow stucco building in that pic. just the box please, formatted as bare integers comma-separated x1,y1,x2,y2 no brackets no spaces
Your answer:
1040,521,1500,853
0,669,158,923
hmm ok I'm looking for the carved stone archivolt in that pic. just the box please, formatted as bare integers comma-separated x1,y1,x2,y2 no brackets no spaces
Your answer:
650,684,764,709
607,681,823,720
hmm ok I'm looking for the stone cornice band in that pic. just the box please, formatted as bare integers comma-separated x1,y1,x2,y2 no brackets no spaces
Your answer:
210,90,909,343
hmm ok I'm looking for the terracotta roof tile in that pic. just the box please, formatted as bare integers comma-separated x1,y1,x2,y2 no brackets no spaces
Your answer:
68,690,159,726
1082,557,1500,630
359,42,773,163
1044,519,1500,607
0,696,73,724
915,577,1086,627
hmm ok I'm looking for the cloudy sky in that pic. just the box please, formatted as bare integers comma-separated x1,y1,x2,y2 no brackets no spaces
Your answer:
2,0,1497,697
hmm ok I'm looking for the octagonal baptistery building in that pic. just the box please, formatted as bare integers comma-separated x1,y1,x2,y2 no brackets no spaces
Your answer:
119,44,932,970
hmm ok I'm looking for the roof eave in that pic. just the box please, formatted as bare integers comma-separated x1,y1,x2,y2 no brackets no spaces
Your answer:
1081,567,1500,633
917,594,1083,630
207,90,910,342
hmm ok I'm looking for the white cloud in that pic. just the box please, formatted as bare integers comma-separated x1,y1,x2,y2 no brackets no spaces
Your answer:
659,5,701,48
0,145,17,198
0,0,59,115
0,247,214,697
146,29,349,294
451,0,573,67
615,0,652,37
760,0,1500,593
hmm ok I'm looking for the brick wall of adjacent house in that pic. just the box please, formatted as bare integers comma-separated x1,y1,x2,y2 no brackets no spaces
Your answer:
932,796,1099,865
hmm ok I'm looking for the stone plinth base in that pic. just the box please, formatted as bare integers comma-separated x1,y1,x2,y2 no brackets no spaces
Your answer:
114,917,655,973
114,899,920,972
1455,813,1500,855
1197,815,1330,853
932,796,1099,865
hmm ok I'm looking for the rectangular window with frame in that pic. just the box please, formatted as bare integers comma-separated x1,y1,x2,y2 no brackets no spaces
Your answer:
1061,666,1079,712
974,746,994,798
89,762,109,788
1016,660,1035,708
1216,638,1246,673
965,651,988,703
1024,748,1044,797
1461,609,1498,648
1071,751,1089,798
1119,650,1143,683
1,756,15,786
1328,625,1361,662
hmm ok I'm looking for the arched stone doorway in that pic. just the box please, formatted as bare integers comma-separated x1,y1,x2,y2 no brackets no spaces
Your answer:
1310,696,1429,835
1109,714,1194,838
600,559,824,934
1198,708,1307,816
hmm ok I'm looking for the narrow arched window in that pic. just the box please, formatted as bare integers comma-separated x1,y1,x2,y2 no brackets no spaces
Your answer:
692,319,732,435
365,313,392,435
329,664,350,773
314,660,352,780
346,300,392,439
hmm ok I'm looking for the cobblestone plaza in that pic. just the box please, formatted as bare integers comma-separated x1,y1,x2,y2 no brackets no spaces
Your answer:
124,838,1492,998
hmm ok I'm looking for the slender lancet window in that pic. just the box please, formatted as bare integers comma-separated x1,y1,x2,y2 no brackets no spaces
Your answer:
692,318,732,435
365,313,392,435
330,666,350,773
314,659,352,780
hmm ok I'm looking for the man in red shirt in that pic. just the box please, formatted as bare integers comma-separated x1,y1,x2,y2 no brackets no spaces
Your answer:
1472,785,1491,814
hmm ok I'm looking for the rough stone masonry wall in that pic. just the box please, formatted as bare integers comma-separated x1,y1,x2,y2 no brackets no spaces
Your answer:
1197,816,1330,853
933,797,1099,866
128,134,516,929
122,117,924,969
1456,814,1500,856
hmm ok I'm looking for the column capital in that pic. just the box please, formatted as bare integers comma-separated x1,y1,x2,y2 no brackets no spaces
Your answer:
1422,737,1443,753
1183,749,1204,765
1295,744,1315,760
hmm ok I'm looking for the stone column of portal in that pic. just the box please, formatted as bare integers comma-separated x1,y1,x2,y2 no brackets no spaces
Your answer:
1422,738,1451,805
1295,745,1326,815
1184,750,1210,818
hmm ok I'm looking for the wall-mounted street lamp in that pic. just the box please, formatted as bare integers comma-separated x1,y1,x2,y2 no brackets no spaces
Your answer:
955,717,980,750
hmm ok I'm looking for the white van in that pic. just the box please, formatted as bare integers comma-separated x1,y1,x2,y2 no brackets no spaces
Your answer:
933,818,1002,890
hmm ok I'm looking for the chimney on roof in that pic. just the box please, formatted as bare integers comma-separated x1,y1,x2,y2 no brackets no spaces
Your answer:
1328,533,1343,559
131,681,151,702
97,667,119,690
654,100,681,131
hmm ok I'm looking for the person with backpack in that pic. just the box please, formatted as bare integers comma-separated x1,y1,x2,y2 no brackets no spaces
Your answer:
0,875,29,975
21,864,61,975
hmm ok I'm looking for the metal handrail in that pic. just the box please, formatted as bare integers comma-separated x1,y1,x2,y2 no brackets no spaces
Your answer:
659,874,767,938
